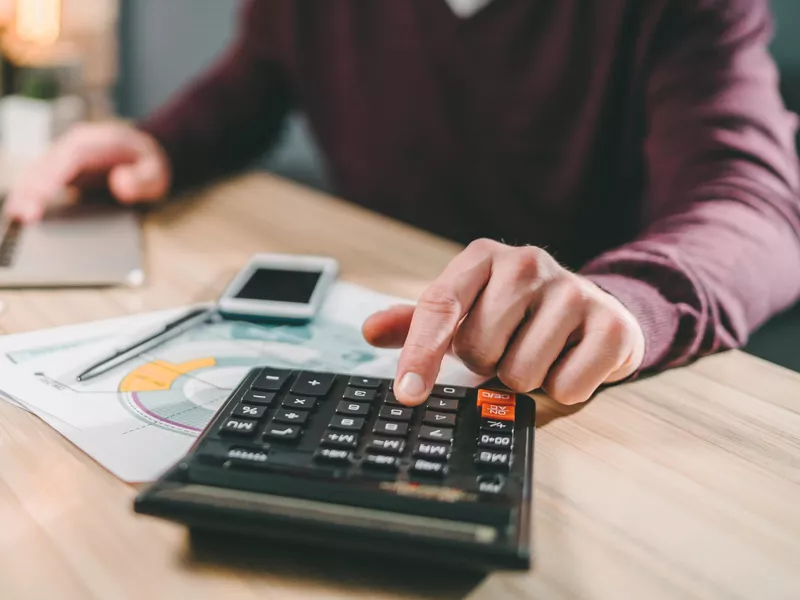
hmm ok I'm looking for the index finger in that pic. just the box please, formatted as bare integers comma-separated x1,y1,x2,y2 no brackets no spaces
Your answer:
393,239,500,405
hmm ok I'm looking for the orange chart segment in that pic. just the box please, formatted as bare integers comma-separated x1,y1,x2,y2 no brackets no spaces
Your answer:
119,358,217,392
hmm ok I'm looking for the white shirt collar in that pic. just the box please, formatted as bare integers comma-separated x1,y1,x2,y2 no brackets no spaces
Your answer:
442,0,495,18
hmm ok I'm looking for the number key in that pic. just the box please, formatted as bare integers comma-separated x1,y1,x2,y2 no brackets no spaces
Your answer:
423,410,456,427
431,385,467,399
418,425,453,443
329,415,365,431
379,406,413,421
373,420,408,437
383,391,403,406
427,397,458,412
336,401,370,416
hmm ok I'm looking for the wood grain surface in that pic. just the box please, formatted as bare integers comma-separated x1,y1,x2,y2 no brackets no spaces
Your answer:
1,173,799,600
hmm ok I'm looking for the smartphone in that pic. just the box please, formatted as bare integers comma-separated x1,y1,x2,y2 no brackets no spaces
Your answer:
218,253,339,323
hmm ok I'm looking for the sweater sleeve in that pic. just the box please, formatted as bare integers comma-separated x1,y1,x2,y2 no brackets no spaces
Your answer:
580,0,800,372
137,0,292,194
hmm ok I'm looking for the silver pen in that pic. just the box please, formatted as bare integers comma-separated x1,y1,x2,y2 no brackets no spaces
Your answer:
75,304,217,382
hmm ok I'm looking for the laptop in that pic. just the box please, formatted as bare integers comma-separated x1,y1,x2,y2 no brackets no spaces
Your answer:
0,196,144,288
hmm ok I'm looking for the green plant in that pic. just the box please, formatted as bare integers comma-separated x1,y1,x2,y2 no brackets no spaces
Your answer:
17,68,59,100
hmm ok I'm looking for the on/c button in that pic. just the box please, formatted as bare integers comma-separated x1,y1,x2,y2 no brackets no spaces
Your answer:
477,389,516,406
481,403,515,421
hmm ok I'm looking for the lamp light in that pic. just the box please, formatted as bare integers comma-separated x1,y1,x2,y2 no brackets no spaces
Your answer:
15,0,61,46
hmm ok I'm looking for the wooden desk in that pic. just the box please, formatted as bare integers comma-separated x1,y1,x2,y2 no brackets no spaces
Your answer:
1,173,799,600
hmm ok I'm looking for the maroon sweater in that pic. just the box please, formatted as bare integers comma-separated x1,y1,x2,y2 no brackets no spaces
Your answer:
141,0,800,374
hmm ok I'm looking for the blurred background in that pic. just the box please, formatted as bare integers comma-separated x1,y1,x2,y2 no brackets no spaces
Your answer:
0,0,797,368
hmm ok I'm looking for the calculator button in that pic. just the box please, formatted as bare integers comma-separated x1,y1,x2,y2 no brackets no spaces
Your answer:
413,441,451,461
477,473,506,493
481,403,515,421
480,419,513,433
273,409,309,426
329,415,365,431
291,371,335,396
423,410,456,427
426,397,458,412
366,437,405,455
336,400,370,416
373,420,408,436
220,418,258,436
263,424,301,441
363,454,399,470
431,385,467,399
411,459,448,477
320,430,359,449
418,425,453,443
252,368,291,391
283,396,317,411
232,404,267,419
242,390,275,406
347,376,381,389
475,450,510,470
314,448,353,464
225,447,269,467
476,389,516,406
383,391,403,406
343,387,377,402
379,406,413,421
478,433,513,450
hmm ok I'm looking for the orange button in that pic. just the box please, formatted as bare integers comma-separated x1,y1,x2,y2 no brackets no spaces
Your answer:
481,403,515,421
477,389,516,407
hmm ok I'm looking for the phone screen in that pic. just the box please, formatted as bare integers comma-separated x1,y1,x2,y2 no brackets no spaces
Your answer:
233,268,322,304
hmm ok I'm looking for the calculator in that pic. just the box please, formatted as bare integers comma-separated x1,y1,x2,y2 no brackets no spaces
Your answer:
134,367,535,571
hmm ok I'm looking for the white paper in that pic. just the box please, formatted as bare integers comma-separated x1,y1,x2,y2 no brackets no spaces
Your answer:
0,282,482,482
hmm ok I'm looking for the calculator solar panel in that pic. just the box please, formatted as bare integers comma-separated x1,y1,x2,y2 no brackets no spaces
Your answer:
134,367,535,571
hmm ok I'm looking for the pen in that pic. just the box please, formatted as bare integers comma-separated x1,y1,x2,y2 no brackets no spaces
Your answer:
75,304,217,382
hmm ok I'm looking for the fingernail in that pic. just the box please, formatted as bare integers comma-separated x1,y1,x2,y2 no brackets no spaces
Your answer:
398,372,426,399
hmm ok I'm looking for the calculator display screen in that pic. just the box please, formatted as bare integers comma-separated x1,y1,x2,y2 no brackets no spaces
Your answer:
234,268,321,304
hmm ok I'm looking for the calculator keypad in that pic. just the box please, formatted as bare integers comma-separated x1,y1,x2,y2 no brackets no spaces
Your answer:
321,430,359,448
374,420,408,436
283,396,317,410
330,415,365,431
263,423,301,441
290,371,335,396
210,367,523,487
379,406,412,421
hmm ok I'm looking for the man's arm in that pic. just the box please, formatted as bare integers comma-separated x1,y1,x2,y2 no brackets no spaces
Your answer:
580,0,800,371
138,0,292,194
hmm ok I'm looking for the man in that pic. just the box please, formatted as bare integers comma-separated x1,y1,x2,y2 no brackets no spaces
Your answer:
5,0,800,407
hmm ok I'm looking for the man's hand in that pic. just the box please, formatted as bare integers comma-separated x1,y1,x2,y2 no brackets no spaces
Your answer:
3,122,171,223
363,239,645,406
